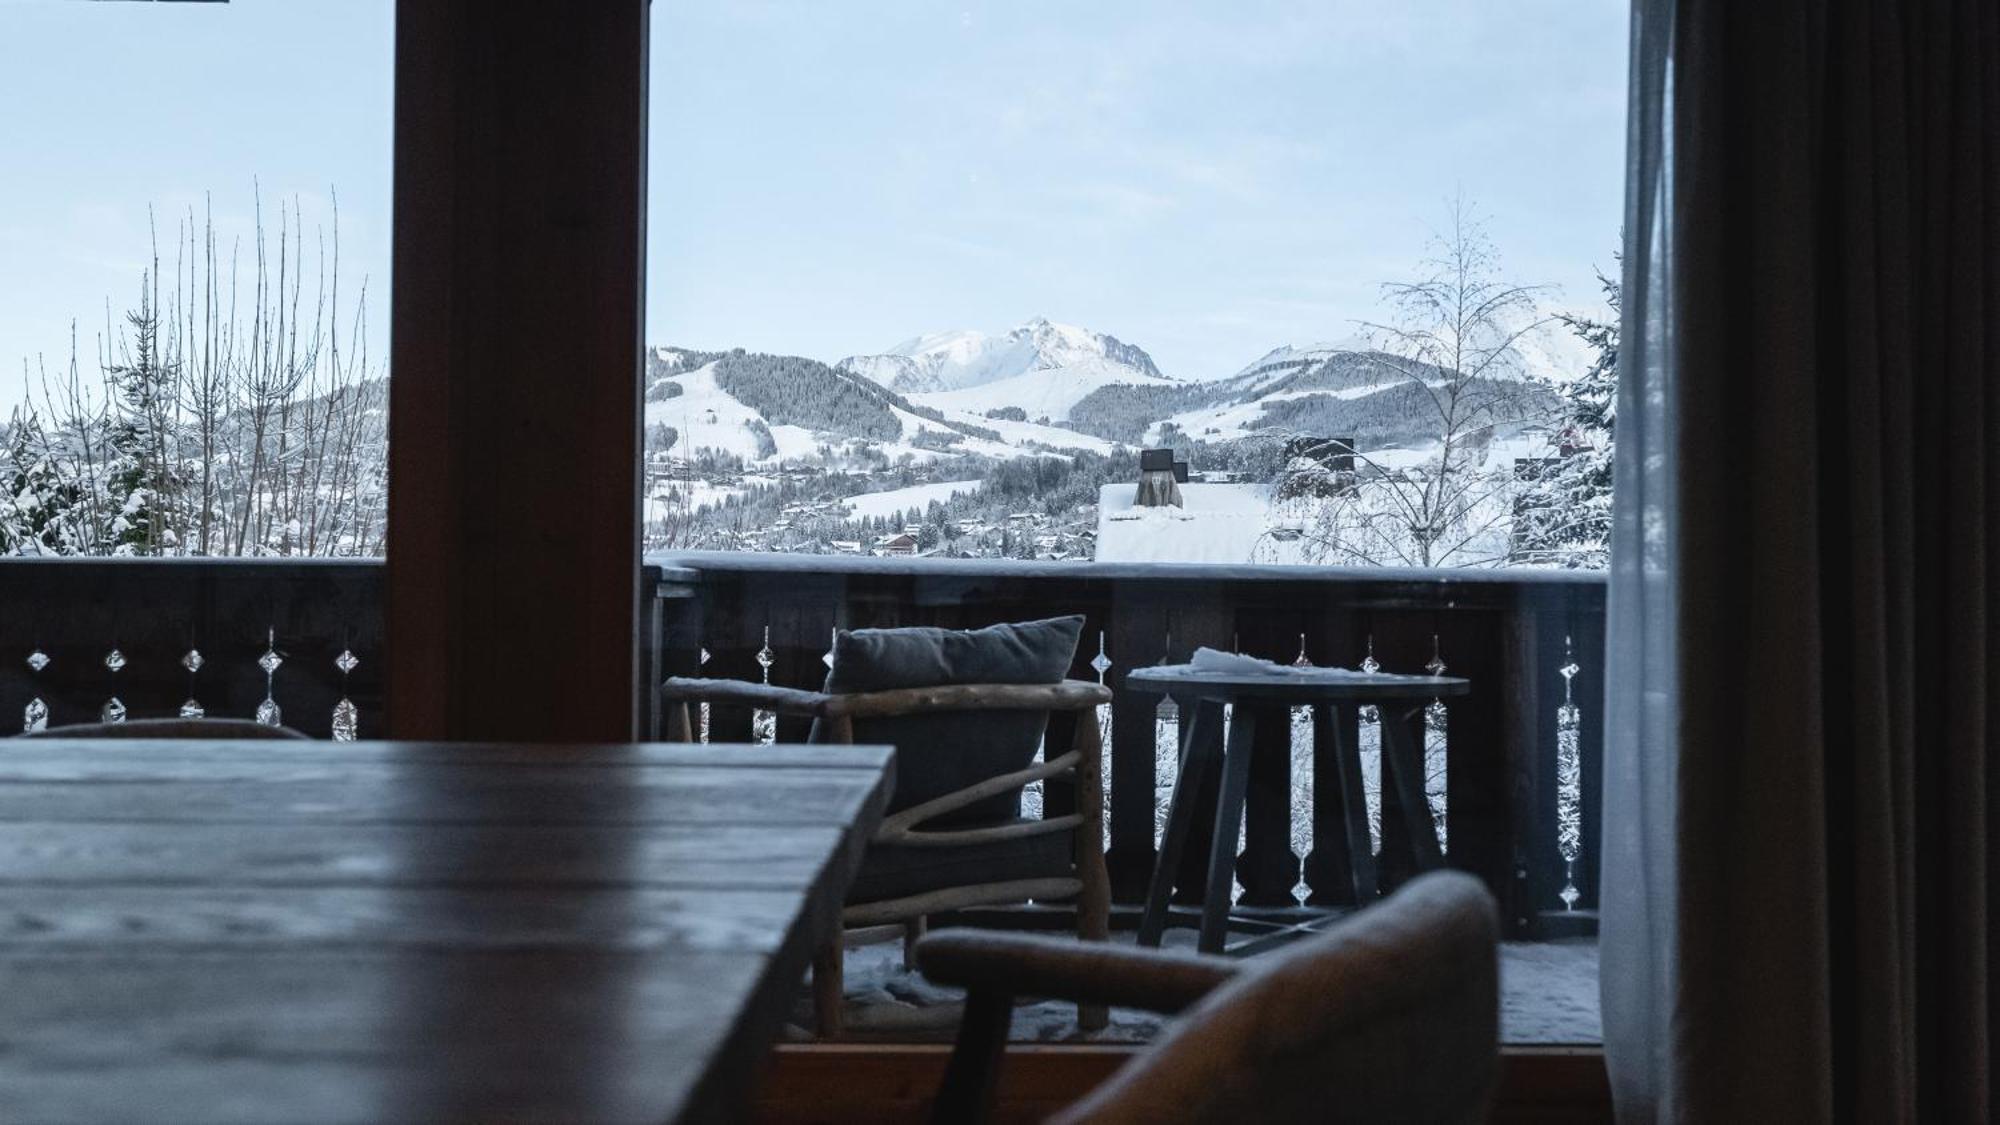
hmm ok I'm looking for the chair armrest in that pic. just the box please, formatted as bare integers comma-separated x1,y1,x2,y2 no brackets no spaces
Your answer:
915,930,1237,1015
658,677,833,716
823,679,1111,720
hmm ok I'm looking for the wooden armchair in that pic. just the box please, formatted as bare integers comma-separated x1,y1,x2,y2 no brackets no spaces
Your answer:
915,870,1501,1125
659,675,1114,1038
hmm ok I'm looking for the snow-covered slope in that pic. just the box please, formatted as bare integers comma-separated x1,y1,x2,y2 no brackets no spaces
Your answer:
838,316,1167,393
911,354,1177,425
644,362,822,462
842,480,985,519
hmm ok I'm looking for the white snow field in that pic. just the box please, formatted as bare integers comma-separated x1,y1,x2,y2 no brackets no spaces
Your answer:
644,362,822,462
912,355,1176,424
841,480,985,520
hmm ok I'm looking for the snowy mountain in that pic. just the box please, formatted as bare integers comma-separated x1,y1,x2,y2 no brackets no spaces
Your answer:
643,346,1111,466
649,303,1588,469
838,317,1167,393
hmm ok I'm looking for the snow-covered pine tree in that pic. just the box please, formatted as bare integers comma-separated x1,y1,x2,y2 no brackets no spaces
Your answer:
0,412,87,555
1513,270,1618,568
102,282,181,555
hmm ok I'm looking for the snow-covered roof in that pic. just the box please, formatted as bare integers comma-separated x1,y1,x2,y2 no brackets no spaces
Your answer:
1095,482,1304,564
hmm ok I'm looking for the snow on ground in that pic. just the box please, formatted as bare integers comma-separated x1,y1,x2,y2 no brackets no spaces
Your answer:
644,362,821,462
645,479,744,515
841,480,984,520
1146,379,1403,445
930,406,1118,455
912,356,1176,423
881,405,1017,462
1095,482,1308,565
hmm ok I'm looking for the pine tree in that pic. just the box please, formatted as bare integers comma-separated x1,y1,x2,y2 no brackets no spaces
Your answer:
103,283,180,555
1513,270,1618,567
0,413,85,554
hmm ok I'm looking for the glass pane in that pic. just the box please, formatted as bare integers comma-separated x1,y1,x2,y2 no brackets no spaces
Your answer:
647,1,1621,1048
1,0,391,736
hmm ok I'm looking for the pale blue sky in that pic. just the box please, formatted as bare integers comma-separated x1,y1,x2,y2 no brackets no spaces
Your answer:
1,1,1626,406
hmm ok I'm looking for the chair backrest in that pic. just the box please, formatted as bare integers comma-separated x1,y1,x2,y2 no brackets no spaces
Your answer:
1054,871,1501,1125
820,616,1083,827
17,717,313,741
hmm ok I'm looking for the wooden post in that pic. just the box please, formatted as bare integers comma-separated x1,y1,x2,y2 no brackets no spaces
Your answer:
387,0,648,740
1104,598,1165,902
813,937,844,1040
1237,699,1300,907
1073,707,1111,1031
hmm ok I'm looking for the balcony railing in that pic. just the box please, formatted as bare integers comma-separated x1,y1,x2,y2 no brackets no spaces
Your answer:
0,553,1602,940
644,551,1605,939
0,559,384,740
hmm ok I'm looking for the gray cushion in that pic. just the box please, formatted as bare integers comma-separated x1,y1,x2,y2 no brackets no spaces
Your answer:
825,616,1083,827
848,820,1074,906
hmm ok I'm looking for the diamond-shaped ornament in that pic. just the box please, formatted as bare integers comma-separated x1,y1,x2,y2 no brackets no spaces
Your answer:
1090,634,1112,677
103,649,126,673
25,650,49,674
334,649,360,675
23,697,48,732
258,647,283,676
255,698,282,726
1360,637,1380,675
101,697,127,724
181,649,204,674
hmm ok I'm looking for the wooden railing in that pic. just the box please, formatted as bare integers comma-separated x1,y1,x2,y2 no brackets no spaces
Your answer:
0,553,1603,939
643,552,1605,939
0,559,384,741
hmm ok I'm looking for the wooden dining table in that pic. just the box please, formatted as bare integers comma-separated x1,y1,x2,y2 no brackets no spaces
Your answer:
0,739,895,1124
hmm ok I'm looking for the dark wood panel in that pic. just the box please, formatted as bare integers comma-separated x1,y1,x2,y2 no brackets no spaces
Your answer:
0,559,385,741
749,1043,1612,1125
387,0,647,740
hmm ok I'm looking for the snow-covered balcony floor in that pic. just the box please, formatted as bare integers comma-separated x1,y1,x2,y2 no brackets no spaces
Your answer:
787,930,1601,1046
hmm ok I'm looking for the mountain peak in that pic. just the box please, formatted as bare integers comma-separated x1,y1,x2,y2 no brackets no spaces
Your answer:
839,318,1167,393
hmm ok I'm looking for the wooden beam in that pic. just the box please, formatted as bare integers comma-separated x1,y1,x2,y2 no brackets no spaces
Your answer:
387,0,647,740
750,1043,1613,1124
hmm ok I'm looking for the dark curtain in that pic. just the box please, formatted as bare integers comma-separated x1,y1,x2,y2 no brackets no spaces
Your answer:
1610,0,1998,1118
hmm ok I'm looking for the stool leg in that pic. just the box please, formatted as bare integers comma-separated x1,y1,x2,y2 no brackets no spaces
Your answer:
1381,704,1445,871
1327,704,1379,903
1138,700,1217,947
1198,709,1257,954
